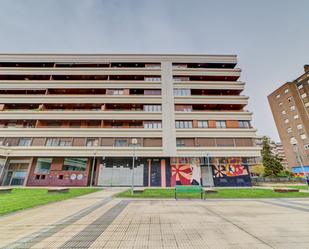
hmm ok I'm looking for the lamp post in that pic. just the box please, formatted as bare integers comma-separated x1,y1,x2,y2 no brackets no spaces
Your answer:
290,138,309,189
90,150,96,187
205,153,213,188
131,138,138,195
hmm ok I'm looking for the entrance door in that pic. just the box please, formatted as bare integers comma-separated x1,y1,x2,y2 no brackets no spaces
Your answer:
201,166,214,187
150,160,161,186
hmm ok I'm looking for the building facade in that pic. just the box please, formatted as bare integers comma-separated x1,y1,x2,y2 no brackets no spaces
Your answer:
268,65,309,172
0,54,260,187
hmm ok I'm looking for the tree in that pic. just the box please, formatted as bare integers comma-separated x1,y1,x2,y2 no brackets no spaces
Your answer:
261,136,284,177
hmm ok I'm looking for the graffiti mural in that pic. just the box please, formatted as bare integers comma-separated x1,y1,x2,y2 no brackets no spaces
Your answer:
170,157,201,186
213,158,248,178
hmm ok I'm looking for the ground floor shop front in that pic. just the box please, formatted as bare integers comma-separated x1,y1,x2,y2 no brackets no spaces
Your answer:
0,156,253,187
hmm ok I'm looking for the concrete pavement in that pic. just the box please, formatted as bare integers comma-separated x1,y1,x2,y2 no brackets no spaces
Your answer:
1,189,309,248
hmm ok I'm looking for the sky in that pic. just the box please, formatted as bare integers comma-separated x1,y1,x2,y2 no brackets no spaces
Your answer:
0,0,308,141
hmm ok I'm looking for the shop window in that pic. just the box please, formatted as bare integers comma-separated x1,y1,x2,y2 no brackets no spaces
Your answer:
62,158,87,171
34,158,52,174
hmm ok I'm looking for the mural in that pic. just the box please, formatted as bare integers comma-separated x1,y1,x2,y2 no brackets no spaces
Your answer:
213,158,248,178
170,157,201,186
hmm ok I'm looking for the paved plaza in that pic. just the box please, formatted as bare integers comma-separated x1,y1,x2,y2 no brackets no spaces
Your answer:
1,189,309,249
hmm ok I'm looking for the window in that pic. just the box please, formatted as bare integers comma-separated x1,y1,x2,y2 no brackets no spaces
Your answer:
297,124,303,130
305,102,309,107
144,121,162,129
86,138,99,146
143,105,161,112
284,89,289,94
62,158,87,171
294,114,299,119
144,77,161,82
59,138,72,146
287,128,292,133
276,94,281,99
238,120,251,128
173,77,189,82
290,105,295,111
175,121,193,128
284,119,289,124
216,121,226,128
18,138,31,146
107,89,124,95
144,90,161,95
281,110,286,115
300,134,307,140
173,89,191,96
304,144,309,150
197,121,208,128
176,139,185,147
279,102,283,106
114,138,128,147
301,93,307,99
34,158,52,174
46,138,60,146
287,97,292,102
298,84,303,89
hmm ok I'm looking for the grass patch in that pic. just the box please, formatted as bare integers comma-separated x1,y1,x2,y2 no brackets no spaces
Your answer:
0,188,99,216
116,188,309,199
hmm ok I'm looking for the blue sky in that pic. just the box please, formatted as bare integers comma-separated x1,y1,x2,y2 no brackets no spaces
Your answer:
0,0,308,141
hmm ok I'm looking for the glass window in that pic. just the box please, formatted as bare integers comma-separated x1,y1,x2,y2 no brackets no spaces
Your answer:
278,102,283,106
35,158,52,174
143,105,161,112
276,94,280,99
287,97,292,102
297,124,303,130
114,138,128,147
284,89,289,94
59,139,72,146
301,93,307,99
144,77,161,82
18,138,32,146
298,84,303,89
300,134,307,140
238,121,250,128
46,138,60,146
294,114,299,119
290,105,295,111
284,119,289,124
304,144,309,150
216,121,226,128
287,127,292,133
86,138,99,146
173,89,190,96
197,121,208,128
281,110,286,115
176,139,185,147
62,158,87,171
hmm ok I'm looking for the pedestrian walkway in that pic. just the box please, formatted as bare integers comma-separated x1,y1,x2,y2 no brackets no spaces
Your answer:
1,189,309,248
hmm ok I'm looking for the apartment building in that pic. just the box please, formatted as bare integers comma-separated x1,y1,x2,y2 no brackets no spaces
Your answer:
0,54,260,187
268,65,309,174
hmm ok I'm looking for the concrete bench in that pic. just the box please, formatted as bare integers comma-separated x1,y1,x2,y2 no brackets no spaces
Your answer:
133,187,145,194
273,188,299,193
0,187,13,194
47,188,70,194
203,188,218,194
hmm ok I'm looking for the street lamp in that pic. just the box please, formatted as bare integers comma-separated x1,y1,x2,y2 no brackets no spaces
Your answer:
205,153,213,188
290,137,309,189
131,138,138,195
90,150,96,187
